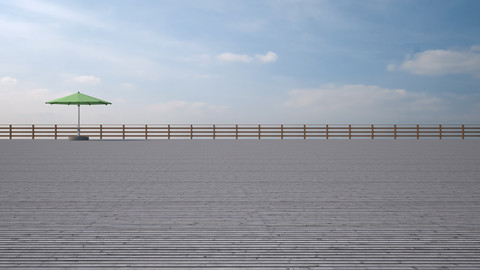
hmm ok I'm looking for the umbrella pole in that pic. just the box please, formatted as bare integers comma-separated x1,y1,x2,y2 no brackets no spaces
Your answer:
77,105,80,136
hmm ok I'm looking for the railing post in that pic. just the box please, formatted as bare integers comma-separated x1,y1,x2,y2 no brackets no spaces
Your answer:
417,124,420,139
304,124,306,139
190,124,193,140
258,125,261,139
326,124,328,140
54,124,57,140
394,124,397,140
281,124,284,140
100,125,103,140
348,124,351,139
213,125,215,140
168,124,171,140
371,124,374,140
32,124,35,140
439,124,442,140
145,124,148,140
9,124,12,140
236,124,238,140
122,124,125,140
462,124,465,139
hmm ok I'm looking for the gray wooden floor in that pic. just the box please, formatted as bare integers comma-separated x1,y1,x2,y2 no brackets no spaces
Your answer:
1,140,479,269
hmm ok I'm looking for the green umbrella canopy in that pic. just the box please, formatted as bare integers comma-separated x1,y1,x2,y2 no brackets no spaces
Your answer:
46,92,111,137
46,92,111,105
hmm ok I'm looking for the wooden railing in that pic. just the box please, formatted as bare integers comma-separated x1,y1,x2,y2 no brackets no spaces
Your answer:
1,124,479,140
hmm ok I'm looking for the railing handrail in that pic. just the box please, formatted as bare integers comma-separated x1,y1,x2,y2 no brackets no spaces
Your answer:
1,124,479,140
3,123,480,126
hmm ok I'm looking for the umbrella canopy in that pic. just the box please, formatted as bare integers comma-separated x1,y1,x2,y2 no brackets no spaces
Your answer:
46,92,111,137
46,92,111,105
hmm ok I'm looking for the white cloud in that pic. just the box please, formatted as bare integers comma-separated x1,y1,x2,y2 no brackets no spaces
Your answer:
0,83,117,124
216,53,252,63
1,81,479,124
386,64,395,71
471,45,480,52
0,77,231,124
284,84,446,123
216,51,279,64
255,51,278,63
73,75,101,84
142,100,228,123
178,54,212,64
147,100,227,115
391,46,480,76
0,17,45,40
193,74,216,79
0,85,68,123
121,83,134,89
0,76,18,85
76,99,231,124
9,0,108,29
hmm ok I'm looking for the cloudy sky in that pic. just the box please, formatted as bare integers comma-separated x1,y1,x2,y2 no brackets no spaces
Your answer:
1,0,480,124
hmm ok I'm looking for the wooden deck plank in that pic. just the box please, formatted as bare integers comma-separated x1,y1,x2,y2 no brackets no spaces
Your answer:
0,140,479,268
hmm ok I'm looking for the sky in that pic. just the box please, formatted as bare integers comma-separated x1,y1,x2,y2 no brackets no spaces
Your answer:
1,0,480,124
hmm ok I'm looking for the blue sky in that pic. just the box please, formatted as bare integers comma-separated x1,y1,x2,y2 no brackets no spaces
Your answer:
1,0,480,124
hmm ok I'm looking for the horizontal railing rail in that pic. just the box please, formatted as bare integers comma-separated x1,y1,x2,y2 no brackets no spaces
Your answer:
1,124,479,139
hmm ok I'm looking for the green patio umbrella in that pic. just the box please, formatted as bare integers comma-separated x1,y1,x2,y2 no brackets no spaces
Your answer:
46,92,111,138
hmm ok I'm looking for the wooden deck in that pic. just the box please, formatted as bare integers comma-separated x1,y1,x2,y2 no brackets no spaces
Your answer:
1,140,479,269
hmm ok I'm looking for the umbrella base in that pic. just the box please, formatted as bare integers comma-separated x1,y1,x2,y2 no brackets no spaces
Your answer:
68,136,89,141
